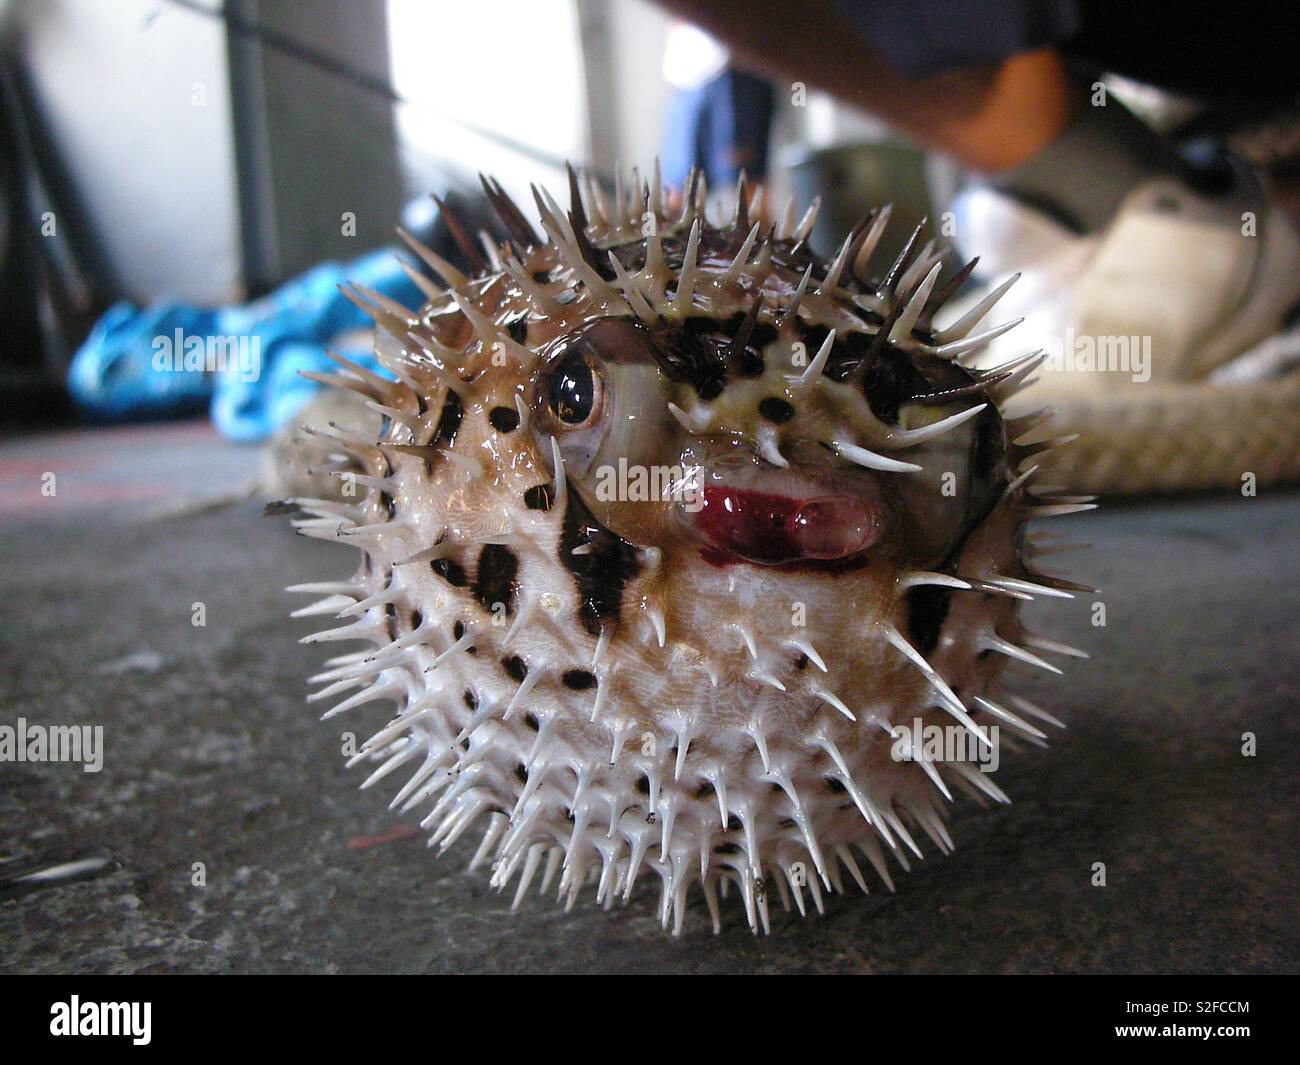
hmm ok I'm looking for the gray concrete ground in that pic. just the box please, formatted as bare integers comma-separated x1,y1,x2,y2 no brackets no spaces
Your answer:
1,421,1296,973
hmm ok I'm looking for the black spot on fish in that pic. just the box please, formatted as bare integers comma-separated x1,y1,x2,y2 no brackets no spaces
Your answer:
906,584,954,656
972,405,1005,485
858,343,914,423
825,776,847,794
695,779,715,799
758,397,795,424
523,483,554,511
452,619,478,654
676,325,728,400
431,557,467,588
559,491,640,638
435,388,463,444
409,610,422,629
489,405,520,433
636,317,728,399
956,403,1009,535
502,655,528,682
463,689,477,710
562,669,596,691
635,774,650,796
473,544,518,616
524,712,540,732
507,317,528,343
737,322,777,377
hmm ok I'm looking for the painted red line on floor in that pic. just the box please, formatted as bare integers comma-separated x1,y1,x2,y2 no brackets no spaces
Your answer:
0,483,172,513
0,460,95,477
346,825,420,851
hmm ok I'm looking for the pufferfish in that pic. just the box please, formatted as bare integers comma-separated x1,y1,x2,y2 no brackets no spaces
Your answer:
286,165,1092,935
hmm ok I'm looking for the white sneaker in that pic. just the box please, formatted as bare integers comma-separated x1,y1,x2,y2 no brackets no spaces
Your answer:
943,162,1300,492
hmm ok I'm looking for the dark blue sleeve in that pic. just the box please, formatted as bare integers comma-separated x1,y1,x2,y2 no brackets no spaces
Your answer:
830,0,1081,77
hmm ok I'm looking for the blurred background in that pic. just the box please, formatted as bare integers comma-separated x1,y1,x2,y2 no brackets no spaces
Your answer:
1,0,951,442
3,0,1299,494
1,0,1297,973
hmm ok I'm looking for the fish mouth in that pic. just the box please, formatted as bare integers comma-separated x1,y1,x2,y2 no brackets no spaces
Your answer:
686,461,889,569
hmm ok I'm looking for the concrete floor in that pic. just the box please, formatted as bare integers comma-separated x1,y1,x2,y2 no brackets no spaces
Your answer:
1,421,1296,973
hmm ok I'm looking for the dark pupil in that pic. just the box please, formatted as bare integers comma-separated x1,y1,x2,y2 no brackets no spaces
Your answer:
548,355,594,424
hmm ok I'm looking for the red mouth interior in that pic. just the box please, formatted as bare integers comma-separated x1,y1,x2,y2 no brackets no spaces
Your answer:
694,485,882,567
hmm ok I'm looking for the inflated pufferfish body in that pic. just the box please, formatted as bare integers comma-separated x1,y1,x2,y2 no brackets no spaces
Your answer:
289,166,1091,935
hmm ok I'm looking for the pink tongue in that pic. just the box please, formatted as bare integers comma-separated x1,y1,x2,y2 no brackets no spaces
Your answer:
694,486,881,565
788,496,878,560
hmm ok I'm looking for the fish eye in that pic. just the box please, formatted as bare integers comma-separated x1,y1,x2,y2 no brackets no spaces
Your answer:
540,345,605,429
